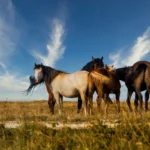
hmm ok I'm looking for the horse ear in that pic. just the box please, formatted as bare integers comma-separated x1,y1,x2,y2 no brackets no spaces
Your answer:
92,56,95,61
34,63,37,67
41,63,43,66
112,65,114,68
100,56,103,60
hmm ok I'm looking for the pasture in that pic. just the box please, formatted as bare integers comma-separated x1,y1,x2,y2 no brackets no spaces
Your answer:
0,100,150,149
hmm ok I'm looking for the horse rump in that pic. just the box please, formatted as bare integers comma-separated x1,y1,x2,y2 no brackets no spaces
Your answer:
125,64,147,83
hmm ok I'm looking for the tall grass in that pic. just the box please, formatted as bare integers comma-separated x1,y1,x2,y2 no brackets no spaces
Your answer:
0,101,150,149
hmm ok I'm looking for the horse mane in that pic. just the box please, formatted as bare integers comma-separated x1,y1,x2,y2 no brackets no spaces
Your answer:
81,58,104,71
82,61,94,71
23,76,43,95
42,65,67,84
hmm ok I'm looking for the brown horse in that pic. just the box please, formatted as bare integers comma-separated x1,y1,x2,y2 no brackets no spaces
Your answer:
115,61,150,111
88,65,121,114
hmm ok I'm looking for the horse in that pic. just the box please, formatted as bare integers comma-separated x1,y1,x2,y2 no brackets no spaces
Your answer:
88,65,121,115
27,56,106,114
115,61,150,111
25,63,94,115
78,56,113,110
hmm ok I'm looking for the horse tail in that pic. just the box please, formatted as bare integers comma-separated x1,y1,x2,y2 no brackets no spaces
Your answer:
125,64,147,83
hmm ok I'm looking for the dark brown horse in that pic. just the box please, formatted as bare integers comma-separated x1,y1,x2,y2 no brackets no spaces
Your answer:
88,65,121,114
115,61,150,111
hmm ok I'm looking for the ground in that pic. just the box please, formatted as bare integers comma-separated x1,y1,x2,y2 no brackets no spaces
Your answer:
0,100,150,149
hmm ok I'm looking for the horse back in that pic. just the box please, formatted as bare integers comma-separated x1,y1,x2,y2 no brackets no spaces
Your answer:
51,71,89,90
126,61,150,83
132,61,150,70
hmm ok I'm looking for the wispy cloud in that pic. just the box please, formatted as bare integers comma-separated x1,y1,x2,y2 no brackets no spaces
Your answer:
0,61,8,74
0,71,47,101
32,18,65,67
110,27,150,67
0,0,29,100
0,0,19,62
109,27,150,100
0,73,28,92
0,1,66,100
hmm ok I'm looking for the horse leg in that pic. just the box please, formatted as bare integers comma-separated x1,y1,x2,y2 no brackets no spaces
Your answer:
60,95,63,113
80,92,88,116
103,93,109,115
87,79,95,115
115,91,120,113
88,91,94,115
98,95,113,107
96,85,103,113
145,80,150,111
54,93,62,115
77,96,82,113
145,67,150,111
48,96,56,115
134,93,138,111
145,90,149,111
126,89,133,112
135,88,143,111
108,97,113,104
45,83,55,114
96,95,100,108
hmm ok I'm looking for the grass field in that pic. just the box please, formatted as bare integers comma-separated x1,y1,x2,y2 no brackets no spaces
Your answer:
0,100,150,150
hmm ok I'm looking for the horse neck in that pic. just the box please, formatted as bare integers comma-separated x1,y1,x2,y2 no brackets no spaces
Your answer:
115,68,127,81
82,61,93,71
43,66,63,84
108,71,119,81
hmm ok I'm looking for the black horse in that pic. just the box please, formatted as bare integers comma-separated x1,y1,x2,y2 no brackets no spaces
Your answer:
115,61,150,111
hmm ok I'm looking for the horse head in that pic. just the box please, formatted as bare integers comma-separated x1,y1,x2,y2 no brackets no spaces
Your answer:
34,63,44,83
92,56,104,69
105,65,115,73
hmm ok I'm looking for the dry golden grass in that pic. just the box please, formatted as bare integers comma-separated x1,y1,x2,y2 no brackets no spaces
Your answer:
0,100,150,123
0,100,150,150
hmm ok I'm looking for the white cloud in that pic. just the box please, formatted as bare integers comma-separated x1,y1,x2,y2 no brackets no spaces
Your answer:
0,0,33,101
0,1,66,101
0,73,28,92
0,0,19,61
0,67,48,101
109,27,150,100
110,27,150,67
32,18,65,67
0,61,7,70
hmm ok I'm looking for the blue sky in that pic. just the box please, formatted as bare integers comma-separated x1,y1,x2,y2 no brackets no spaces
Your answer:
0,0,150,101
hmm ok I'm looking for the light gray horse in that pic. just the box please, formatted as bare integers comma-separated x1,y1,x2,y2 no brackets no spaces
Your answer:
26,63,91,115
